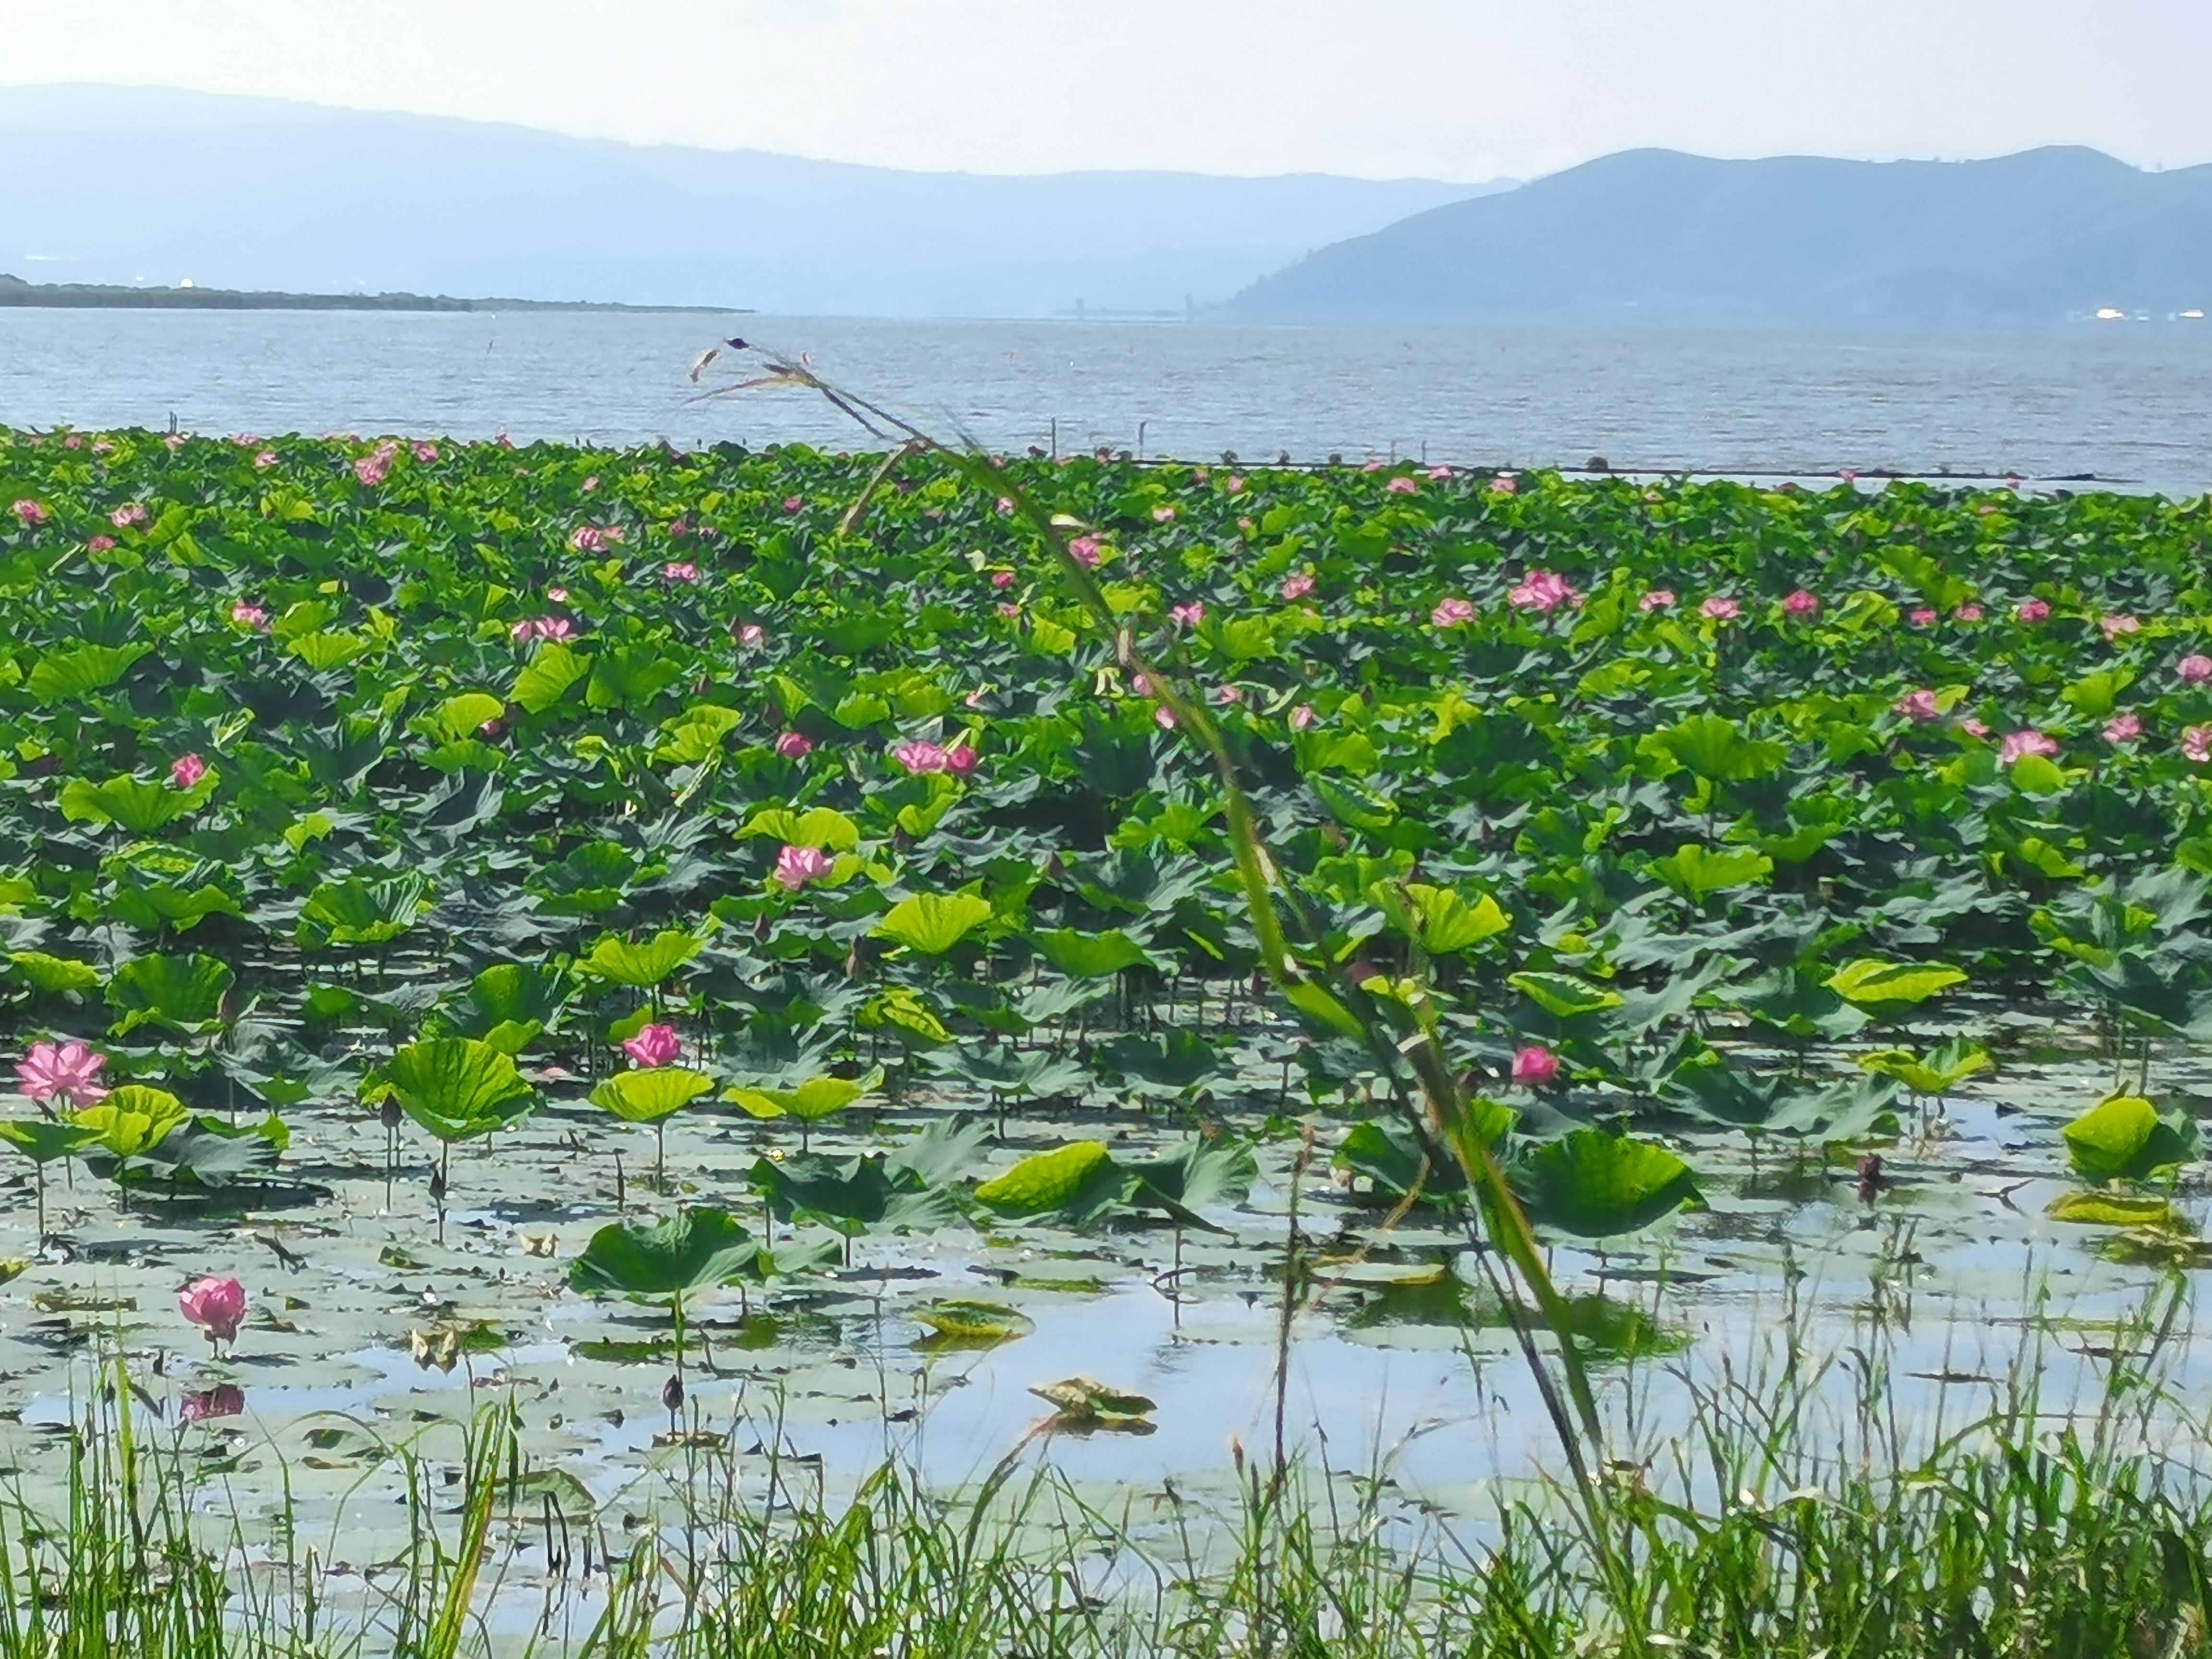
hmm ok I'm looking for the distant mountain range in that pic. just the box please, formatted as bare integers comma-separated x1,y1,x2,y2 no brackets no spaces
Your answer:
0,84,1497,317
1224,147,2212,329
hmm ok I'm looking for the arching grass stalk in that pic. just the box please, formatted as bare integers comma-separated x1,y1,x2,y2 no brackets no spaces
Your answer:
696,348,1635,1623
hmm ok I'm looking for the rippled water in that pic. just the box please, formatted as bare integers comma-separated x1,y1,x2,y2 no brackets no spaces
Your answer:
2,310,2208,496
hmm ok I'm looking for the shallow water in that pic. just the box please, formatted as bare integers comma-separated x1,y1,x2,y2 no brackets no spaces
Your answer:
2,310,2209,496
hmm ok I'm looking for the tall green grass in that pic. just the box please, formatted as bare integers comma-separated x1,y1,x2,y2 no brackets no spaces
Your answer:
3,1297,2210,1656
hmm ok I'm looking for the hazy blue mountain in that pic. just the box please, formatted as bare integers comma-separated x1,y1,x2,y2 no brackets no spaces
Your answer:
1225,147,2212,329
0,84,1500,316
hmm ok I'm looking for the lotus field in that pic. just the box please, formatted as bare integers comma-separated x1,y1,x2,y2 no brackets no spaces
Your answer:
6,416,2212,1647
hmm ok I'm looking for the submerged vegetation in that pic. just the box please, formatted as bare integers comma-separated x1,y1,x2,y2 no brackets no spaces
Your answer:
2,391,2212,1650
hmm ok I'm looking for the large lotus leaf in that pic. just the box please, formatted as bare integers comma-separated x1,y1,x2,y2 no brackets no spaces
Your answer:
1403,884,1510,954
28,643,148,703
122,1114,287,1190
420,691,507,746
973,1141,1126,1222
1333,1117,1477,1202
299,874,431,947
8,951,102,994
586,645,687,710
738,806,861,852
74,1085,191,1159
873,892,993,955
590,1067,716,1124
748,1153,955,1237
463,962,571,1031
945,1045,1089,1101
1824,959,1968,1008
1508,971,1624,1021
377,1038,535,1143
510,642,589,714
911,1299,1034,1350
1652,713,1785,782
884,1116,990,1188
577,930,701,987
59,772,215,833
0,1118,102,1165
568,1207,760,1301
652,704,743,766
106,952,235,1035
723,1068,882,1122
1653,843,1773,901
1031,927,1153,979
288,630,370,673
1857,1039,1990,1098
2063,1094,2197,1183
1510,1130,1703,1238
1120,1138,1256,1233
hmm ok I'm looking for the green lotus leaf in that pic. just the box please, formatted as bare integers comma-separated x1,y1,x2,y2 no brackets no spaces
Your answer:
722,1068,882,1122
568,1207,760,1301
1509,1130,1703,1238
374,1038,535,1144
590,1067,716,1124
577,929,702,987
2063,1093,2197,1183
873,892,993,955
106,952,235,1035
1824,959,1968,1008
1508,971,1624,1020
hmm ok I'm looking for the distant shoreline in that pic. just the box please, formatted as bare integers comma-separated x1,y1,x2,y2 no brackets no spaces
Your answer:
0,276,746,315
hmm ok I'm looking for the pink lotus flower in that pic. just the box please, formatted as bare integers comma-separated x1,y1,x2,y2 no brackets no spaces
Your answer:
2187,726,2212,765
92,441,111,455
1225,474,1247,493
1700,596,1741,621
1170,601,1205,627
663,561,700,582
170,753,207,789
514,617,573,643
110,503,149,528
1362,459,1386,473
1782,589,1821,618
1639,589,1676,612
12,499,48,527
2017,599,2051,624
622,1023,682,1068
1895,689,1942,723
252,449,278,469
1290,704,1317,731
2102,614,2142,641
1507,570,1579,613
1960,717,1992,739
1131,674,1153,696
998,601,1021,618
1151,505,1178,523
991,569,1015,589
2104,712,2144,743
1510,1045,1560,1087
893,741,950,774
15,1039,108,1107
1490,474,1518,494
1237,516,1255,533
1384,476,1418,495
546,586,569,603
1954,603,1984,623
782,495,804,512
413,442,439,463
180,1276,247,1349
1215,685,1244,705
1154,705,1178,729
2179,655,2212,684
1427,465,1455,481
995,495,1015,516
569,526,609,553
1281,573,1315,601
352,451,392,487
1431,596,1476,627
775,731,813,758
1908,607,1938,627
946,743,980,776
1998,730,2059,766
230,602,268,629
164,432,186,451
737,623,765,649
773,844,834,890
86,535,116,553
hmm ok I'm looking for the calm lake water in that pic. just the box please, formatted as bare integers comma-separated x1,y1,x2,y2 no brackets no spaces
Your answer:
2,309,2209,496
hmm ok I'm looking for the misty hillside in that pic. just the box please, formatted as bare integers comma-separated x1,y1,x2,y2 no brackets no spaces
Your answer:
0,84,1498,316
1225,147,2212,329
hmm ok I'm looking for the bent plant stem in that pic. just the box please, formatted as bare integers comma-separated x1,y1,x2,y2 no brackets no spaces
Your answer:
755,349,1641,1623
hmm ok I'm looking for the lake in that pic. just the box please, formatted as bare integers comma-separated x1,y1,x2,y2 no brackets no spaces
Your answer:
3,309,2209,496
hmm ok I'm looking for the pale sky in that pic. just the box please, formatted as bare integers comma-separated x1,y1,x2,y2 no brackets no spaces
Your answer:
6,0,2210,180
